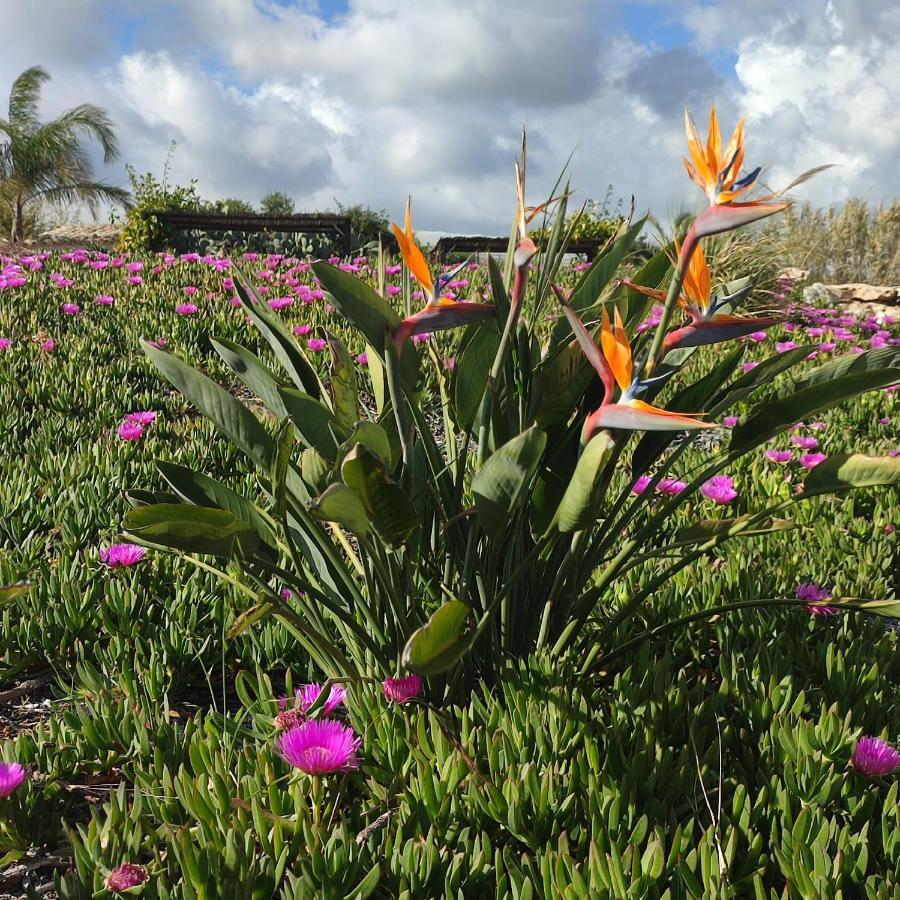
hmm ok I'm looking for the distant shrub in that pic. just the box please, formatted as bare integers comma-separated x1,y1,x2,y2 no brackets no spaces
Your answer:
260,190,296,217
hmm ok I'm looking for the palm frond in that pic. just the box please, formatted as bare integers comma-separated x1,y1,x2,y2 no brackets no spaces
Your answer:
8,66,50,132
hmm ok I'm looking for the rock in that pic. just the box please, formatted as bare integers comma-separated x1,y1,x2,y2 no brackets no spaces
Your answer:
802,283,839,306
779,267,810,283
826,283,898,303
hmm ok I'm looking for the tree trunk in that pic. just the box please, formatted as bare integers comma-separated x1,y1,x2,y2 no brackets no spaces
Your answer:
11,197,24,243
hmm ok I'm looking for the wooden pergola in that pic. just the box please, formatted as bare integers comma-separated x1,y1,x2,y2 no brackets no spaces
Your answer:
429,235,608,264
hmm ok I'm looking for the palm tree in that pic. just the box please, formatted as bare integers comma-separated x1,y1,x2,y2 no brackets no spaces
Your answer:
0,66,130,243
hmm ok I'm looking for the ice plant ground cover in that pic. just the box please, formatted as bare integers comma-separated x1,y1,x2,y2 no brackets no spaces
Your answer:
0,136,899,896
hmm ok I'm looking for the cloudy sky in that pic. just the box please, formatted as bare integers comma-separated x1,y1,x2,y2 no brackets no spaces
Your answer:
1,0,897,233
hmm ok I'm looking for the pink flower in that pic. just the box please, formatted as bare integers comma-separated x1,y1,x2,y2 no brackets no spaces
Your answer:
126,410,157,425
95,295,115,306
292,324,311,336
176,303,198,316
295,682,346,716
851,737,900,778
278,719,361,775
126,276,142,285
0,337,11,351
183,285,198,296
105,863,149,892
382,674,422,704
700,475,737,504
61,303,81,316
0,761,26,797
657,479,687,495
631,475,652,495
801,453,826,469
147,338,167,349
809,421,828,431
354,353,368,365
307,338,327,351
268,297,293,310
791,435,819,450
126,261,144,274
100,543,146,568
765,450,793,464
723,415,739,427
819,342,837,352
117,421,144,441
796,581,835,615
775,341,798,353
748,331,767,342
387,285,401,296
741,362,758,372
443,356,457,371
41,338,56,353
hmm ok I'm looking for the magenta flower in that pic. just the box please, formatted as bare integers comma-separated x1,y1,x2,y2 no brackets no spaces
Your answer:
104,863,149,892
0,761,26,797
723,415,739,427
117,421,144,441
292,324,311,336
387,285,401,296
354,353,368,365
765,449,793,464
295,682,346,716
147,338,167,349
796,581,835,615
95,295,115,306
176,303,198,316
0,337,11,351
100,543,146,568
41,338,56,353
383,674,422,704
268,297,293,310
61,303,81,316
443,356,457,371
631,475,652,495
775,341,798,353
126,276,142,285
657,479,687,495
307,338,327,351
278,719,361,775
183,285,198,296
741,362,758,372
791,435,819,450
701,475,737,504
851,736,900,778
801,452,826,469
748,331,767,342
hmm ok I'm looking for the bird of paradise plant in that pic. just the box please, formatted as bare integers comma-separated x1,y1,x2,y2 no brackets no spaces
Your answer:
625,241,780,352
390,198,495,350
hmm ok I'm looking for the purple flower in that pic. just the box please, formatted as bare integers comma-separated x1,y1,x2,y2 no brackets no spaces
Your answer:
295,682,346,716
0,337,11,351
796,581,835,615
0,761,26,797
95,295,115,306
748,331,768,342
775,341,798,353
100,543,146,568
701,475,738,504
382,674,422,704
741,362,759,372
268,296,293,310
126,410,156,425
354,353,368,365
105,863,149,892
292,324,311,336
443,356,457,372
723,415,739,427
791,435,819,450
631,475,652,495
183,285,198,296
61,303,81,316
657,479,687,495
176,303,198,316
387,285,401,296
278,719,361,775
801,453,826,469
41,338,56,353
851,736,900,778
765,450,793,464
117,421,144,441
307,338,327,351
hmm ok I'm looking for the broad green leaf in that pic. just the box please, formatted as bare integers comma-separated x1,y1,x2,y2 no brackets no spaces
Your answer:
731,369,900,453
402,599,471,675
312,261,400,352
487,253,510,321
235,276,321,398
452,324,501,431
839,598,900,618
472,425,547,539
210,337,288,419
142,340,275,471
326,331,360,429
802,453,900,497
0,583,29,606
339,421,395,470
783,346,900,395
341,445,418,546
124,503,260,558
672,516,797,548
532,339,596,429
279,386,349,459
710,346,815,412
554,431,615,532
157,461,278,552
365,343,387,415
300,447,332,493
309,483,371,537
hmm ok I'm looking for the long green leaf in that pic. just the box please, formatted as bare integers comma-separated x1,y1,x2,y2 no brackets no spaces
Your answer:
124,504,260,558
402,599,471,675
802,453,900,497
554,431,615,532
210,337,288,419
279,386,348,459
